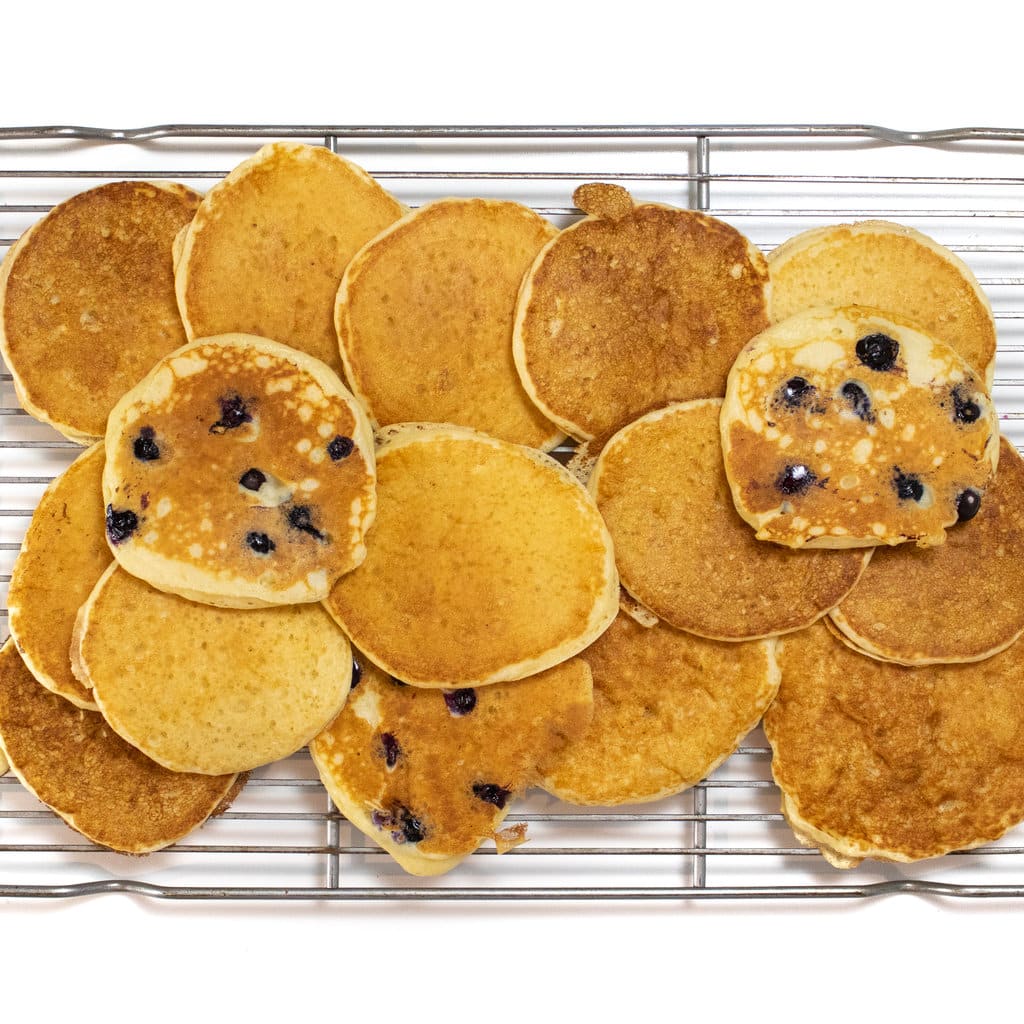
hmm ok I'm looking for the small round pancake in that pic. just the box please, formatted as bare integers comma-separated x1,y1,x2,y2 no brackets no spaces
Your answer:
513,182,769,442
75,565,353,775
103,334,376,608
0,181,202,443
768,220,997,389
7,444,109,708
0,640,238,854
765,622,1024,865
310,653,593,876
175,142,405,376
325,423,619,687
540,612,779,805
721,306,999,549
591,399,870,640
337,197,562,449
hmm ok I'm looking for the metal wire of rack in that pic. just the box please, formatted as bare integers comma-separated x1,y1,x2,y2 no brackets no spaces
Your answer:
2,124,1024,902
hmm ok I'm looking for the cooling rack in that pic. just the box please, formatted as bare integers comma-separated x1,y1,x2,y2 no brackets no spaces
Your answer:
2,123,1024,902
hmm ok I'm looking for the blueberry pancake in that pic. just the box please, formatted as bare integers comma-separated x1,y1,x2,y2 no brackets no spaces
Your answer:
721,306,999,548
591,399,870,640
513,182,769,442
765,623,1024,866
310,653,593,875
103,334,376,607
540,612,778,806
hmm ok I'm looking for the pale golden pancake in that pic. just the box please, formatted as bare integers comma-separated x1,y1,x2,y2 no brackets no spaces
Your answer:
325,423,619,687
337,197,563,449
7,444,108,708
540,612,778,805
765,622,1024,865
175,142,404,376
0,181,201,443
591,399,869,640
768,220,997,389
75,565,353,775
721,306,998,548
0,640,238,854
103,334,376,607
311,654,593,875
513,182,769,442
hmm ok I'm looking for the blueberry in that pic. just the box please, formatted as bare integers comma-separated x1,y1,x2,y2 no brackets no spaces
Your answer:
472,782,511,809
105,505,138,545
246,531,275,554
444,688,477,716
350,657,362,690
893,468,925,503
856,333,899,372
775,464,817,496
239,468,266,491
372,805,426,844
956,489,982,523
839,381,874,422
777,376,816,409
133,427,160,461
286,505,325,541
379,733,401,769
210,393,252,434
327,435,355,461
370,809,393,830
951,385,982,425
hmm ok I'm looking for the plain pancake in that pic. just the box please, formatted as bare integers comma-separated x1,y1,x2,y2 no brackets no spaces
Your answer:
325,423,619,687
0,181,202,442
721,306,999,548
768,220,997,388
830,435,1024,664
764,622,1024,865
512,182,769,442
310,654,593,875
175,142,404,376
337,197,563,449
591,399,870,640
7,444,108,708
103,334,376,607
540,612,779,805
74,565,353,775
0,640,238,853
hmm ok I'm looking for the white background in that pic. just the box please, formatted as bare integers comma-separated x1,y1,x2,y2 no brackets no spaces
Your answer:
4,3,1022,1019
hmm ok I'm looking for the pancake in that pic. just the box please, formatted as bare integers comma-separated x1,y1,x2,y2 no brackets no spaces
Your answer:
512,182,769,442
175,142,405,376
721,306,999,549
0,640,238,854
103,334,376,607
310,653,593,875
764,622,1024,865
325,423,619,687
0,181,202,443
540,612,778,805
7,443,108,708
591,399,870,640
337,197,563,449
74,564,353,775
768,220,997,389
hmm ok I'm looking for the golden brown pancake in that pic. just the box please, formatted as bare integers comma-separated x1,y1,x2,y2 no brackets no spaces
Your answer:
103,334,376,607
765,622,1024,865
175,142,405,376
513,182,769,442
0,181,202,443
337,197,563,449
591,399,870,640
768,220,997,389
540,612,778,805
7,444,108,708
325,423,618,687
721,306,999,548
0,640,238,853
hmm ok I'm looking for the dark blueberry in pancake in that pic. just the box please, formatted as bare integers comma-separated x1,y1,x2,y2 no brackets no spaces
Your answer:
210,393,252,434
951,385,982,425
956,489,982,523
472,782,511,809
380,732,402,769
839,381,874,422
246,531,275,555
444,689,477,716
239,468,266,491
286,505,325,542
328,435,355,461
893,468,925,503
133,427,160,461
856,333,899,372
105,506,138,544
775,464,817,496
777,376,816,409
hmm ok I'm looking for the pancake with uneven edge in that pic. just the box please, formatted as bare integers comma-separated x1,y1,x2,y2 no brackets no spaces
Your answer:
337,197,563,450
540,612,778,806
721,306,998,549
7,444,108,708
512,182,769,442
768,220,997,389
765,622,1024,866
74,565,353,775
325,423,619,687
310,654,593,876
103,334,376,608
175,142,404,376
591,399,870,640
0,640,238,854
0,181,202,443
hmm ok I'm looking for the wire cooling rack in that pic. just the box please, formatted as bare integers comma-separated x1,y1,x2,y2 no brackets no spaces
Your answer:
2,124,1024,902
